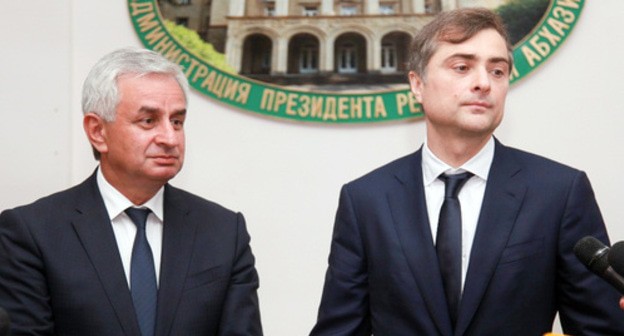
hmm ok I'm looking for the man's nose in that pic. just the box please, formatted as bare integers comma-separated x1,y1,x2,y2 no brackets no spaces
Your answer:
472,68,491,93
155,121,180,146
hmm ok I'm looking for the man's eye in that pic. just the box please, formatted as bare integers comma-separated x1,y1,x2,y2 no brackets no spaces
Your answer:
139,118,155,126
454,65,468,72
172,119,184,128
491,69,506,77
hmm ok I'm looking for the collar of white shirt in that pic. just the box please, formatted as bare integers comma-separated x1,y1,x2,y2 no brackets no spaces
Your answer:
422,136,495,185
96,167,164,222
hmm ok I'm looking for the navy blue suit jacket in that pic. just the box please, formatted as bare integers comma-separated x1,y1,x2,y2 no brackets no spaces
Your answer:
0,172,262,335
311,140,624,335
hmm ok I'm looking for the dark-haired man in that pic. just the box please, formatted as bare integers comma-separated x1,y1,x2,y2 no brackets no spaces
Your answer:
311,7,624,336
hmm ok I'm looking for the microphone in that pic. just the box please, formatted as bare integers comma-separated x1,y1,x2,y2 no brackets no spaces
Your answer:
608,241,624,277
0,307,9,336
573,236,624,294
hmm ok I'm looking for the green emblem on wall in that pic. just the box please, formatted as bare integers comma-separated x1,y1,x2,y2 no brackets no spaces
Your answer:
128,0,584,124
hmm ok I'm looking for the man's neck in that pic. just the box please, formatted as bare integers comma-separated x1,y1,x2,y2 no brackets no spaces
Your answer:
99,165,163,205
426,131,493,168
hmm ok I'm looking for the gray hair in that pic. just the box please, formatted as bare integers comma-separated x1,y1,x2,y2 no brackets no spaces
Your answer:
81,47,189,121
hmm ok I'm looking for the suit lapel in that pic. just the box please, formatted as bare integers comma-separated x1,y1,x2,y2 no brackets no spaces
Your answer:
455,141,527,335
71,173,141,336
387,150,454,336
155,185,196,336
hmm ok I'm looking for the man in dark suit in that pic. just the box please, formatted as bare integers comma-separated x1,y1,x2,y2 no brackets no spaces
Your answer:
0,48,262,335
310,8,624,336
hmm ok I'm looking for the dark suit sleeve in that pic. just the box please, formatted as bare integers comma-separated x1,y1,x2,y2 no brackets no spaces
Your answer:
217,212,263,336
556,172,624,335
0,209,54,335
310,185,372,336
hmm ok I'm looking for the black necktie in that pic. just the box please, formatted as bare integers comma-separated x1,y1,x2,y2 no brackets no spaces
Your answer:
125,208,157,336
436,172,473,327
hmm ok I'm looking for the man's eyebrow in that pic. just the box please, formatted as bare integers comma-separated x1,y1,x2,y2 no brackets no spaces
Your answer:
172,109,187,117
488,56,510,65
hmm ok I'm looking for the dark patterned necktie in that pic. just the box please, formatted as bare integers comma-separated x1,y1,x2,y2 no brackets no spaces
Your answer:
436,172,473,327
125,208,157,336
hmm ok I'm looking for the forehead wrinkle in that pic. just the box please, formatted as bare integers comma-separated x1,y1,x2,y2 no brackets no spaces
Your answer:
444,53,510,66
138,106,160,114
137,105,186,112
445,53,477,62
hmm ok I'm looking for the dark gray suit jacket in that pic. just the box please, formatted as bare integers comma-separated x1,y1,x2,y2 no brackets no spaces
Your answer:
311,140,624,336
0,172,262,335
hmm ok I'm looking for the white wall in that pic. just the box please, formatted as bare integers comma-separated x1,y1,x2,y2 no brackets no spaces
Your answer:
1,1,623,334
0,1,72,207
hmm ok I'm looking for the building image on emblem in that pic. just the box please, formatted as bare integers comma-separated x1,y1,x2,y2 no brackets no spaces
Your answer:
158,0,546,91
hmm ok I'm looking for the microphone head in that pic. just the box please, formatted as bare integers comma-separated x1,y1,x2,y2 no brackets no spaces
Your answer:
574,236,610,274
608,241,624,276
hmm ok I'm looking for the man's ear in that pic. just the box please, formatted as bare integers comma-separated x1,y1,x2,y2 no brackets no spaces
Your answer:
408,71,424,103
83,113,108,156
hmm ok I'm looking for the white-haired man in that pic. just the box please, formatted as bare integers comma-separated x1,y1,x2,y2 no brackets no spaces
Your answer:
0,48,263,335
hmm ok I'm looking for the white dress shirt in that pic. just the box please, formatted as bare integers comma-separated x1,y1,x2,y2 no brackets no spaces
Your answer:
422,137,495,289
96,168,164,288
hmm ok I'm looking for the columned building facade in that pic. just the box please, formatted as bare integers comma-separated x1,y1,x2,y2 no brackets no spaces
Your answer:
160,0,504,85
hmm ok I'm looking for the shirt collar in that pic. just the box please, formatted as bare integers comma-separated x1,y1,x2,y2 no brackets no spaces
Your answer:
422,136,495,186
96,167,165,221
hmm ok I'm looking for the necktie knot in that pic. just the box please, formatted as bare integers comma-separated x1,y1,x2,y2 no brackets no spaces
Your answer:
439,172,474,198
125,208,151,230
